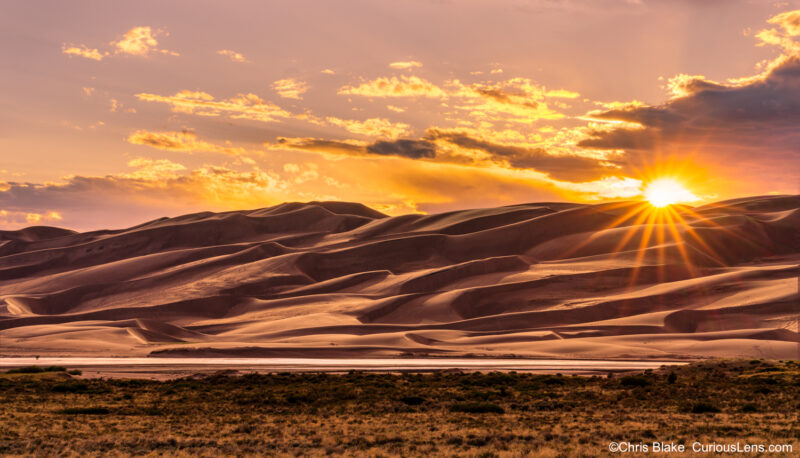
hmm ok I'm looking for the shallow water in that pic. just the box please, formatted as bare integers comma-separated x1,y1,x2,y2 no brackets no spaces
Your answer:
0,356,684,371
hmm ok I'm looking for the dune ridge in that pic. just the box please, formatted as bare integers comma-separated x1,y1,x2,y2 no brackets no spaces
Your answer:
1,196,798,359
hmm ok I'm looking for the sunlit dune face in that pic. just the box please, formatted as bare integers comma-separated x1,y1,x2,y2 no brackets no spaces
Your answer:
643,178,698,208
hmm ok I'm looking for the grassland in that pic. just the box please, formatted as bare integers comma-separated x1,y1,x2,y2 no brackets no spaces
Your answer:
1,360,798,456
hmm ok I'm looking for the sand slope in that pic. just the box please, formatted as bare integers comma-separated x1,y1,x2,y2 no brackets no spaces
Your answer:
1,197,798,359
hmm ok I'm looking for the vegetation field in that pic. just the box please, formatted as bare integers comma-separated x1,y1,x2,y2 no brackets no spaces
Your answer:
1,360,798,456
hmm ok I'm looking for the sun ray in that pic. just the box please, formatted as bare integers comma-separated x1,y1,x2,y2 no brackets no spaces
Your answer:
557,202,650,259
668,207,727,267
663,207,698,278
627,208,659,288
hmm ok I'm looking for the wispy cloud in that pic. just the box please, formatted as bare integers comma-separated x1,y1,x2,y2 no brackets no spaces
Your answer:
61,26,177,61
61,44,105,61
338,75,446,98
389,61,422,69
325,117,411,138
271,78,309,100
135,90,292,122
127,130,256,156
111,26,178,56
217,49,248,62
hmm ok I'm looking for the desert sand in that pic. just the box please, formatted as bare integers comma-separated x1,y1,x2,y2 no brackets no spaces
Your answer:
1,196,798,359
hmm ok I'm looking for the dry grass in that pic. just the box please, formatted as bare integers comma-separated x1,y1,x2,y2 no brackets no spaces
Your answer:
1,360,799,456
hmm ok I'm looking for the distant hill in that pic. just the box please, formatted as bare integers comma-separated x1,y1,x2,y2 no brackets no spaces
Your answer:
1,196,798,359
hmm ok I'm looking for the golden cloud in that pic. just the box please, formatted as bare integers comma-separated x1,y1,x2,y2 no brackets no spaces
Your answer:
338,75,446,98
112,26,178,56
757,9,800,53
135,90,291,122
127,130,255,156
389,61,423,69
325,117,411,138
271,78,309,100
0,209,63,226
61,44,105,61
122,158,187,180
768,9,800,36
448,78,568,123
217,49,248,62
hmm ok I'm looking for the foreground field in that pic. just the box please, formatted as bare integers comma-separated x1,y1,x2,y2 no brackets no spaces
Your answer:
1,360,798,456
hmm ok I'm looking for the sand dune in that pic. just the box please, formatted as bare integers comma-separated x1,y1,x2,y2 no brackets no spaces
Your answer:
1,196,798,359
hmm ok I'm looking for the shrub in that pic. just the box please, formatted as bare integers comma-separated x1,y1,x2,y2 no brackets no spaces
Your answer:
7,365,68,374
690,402,721,414
67,369,82,376
449,402,505,414
739,403,758,413
620,376,651,387
51,382,89,393
399,396,425,406
56,407,110,415
667,372,677,384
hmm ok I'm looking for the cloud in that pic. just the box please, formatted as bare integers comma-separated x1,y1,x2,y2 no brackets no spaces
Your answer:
0,160,292,230
122,157,187,180
61,26,177,61
768,9,800,36
268,137,367,156
389,61,422,69
449,78,571,122
135,90,291,122
578,53,800,194
127,130,255,156
757,9,800,53
366,139,437,159
271,78,309,100
338,75,446,98
112,26,178,56
61,44,105,61
270,127,617,182
325,117,411,138
426,129,620,181
217,49,248,62
0,209,62,227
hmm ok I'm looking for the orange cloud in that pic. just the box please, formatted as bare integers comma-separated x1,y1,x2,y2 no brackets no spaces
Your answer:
271,78,309,100
127,130,256,156
61,44,105,61
325,117,411,138
217,49,248,62
768,9,800,35
62,26,178,61
389,61,422,69
135,90,291,122
0,209,63,226
112,26,178,56
338,75,446,98
448,78,572,123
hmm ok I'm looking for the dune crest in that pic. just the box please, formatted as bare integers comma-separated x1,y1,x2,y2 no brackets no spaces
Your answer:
1,197,798,359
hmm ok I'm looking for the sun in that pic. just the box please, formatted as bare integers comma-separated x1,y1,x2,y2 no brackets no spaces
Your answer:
643,178,698,208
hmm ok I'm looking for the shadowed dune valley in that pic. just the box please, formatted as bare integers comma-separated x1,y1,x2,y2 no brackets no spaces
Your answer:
2,196,798,360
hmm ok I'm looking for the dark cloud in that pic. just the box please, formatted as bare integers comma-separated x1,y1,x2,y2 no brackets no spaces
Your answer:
274,133,615,182
274,137,365,155
578,56,800,192
580,56,800,148
366,139,437,159
427,129,619,182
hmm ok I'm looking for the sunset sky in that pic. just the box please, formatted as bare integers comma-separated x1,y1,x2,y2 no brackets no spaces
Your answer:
2,0,800,230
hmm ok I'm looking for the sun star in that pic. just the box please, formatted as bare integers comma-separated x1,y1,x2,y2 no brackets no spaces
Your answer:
643,178,698,208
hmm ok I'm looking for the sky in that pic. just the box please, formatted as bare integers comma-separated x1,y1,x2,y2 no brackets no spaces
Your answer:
1,0,800,231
